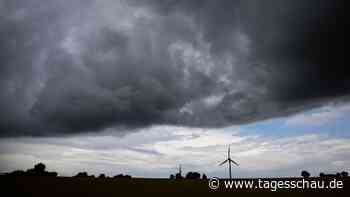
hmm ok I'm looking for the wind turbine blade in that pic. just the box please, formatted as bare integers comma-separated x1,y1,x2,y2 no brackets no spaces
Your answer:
229,158,239,166
219,159,228,166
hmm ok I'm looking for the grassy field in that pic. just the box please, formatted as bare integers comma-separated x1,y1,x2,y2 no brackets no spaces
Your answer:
1,176,348,196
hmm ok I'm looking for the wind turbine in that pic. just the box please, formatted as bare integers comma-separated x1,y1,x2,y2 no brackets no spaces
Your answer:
175,164,183,179
219,145,239,179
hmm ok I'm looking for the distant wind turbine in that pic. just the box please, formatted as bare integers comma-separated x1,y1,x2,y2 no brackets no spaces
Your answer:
175,164,183,179
219,145,239,179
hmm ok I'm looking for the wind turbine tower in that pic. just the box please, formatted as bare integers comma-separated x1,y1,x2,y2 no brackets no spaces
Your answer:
179,164,182,176
219,145,239,179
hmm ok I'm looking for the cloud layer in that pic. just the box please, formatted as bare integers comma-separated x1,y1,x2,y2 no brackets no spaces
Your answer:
0,125,349,177
0,0,346,136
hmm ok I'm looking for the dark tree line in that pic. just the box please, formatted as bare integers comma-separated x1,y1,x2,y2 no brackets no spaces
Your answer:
73,172,132,179
301,170,349,178
4,163,132,179
169,172,208,180
6,163,57,177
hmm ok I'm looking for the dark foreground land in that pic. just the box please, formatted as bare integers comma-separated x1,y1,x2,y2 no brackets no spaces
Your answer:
1,176,349,196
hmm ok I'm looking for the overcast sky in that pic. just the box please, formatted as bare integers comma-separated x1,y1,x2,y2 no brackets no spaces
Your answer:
0,0,346,178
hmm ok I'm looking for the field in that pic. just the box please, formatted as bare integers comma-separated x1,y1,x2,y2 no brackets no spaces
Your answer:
1,176,348,196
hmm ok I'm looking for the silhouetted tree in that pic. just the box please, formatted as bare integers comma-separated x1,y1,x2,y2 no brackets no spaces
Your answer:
175,173,183,179
341,171,349,177
319,173,339,178
26,163,48,176
75,172,88,177
169,174,175,179
185,172,201,179
7,170,26,176
114,174,124,178
5,163,57,177
99,174,106,178
202,174,208,180
301,170,310,178
26,168,36,175
34,163,46,173
114,174,132,179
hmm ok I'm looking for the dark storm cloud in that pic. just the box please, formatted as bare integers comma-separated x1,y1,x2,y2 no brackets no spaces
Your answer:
0,0,346,137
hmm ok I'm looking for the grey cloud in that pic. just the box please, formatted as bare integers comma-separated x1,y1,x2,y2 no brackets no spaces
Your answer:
0,0,346,137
